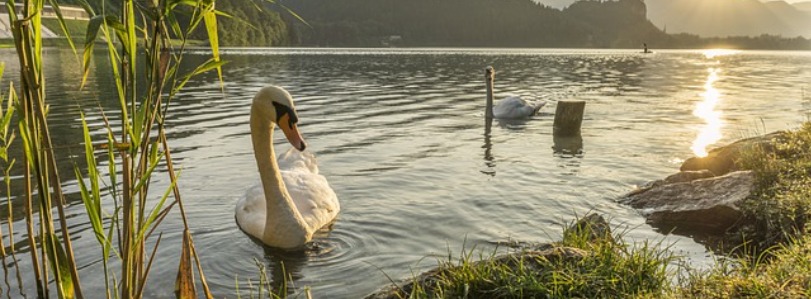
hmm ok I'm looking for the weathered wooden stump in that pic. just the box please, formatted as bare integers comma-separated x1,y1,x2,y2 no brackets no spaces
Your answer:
553,100,585,136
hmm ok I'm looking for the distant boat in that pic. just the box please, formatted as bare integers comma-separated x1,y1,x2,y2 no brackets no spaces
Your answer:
642,43,653,54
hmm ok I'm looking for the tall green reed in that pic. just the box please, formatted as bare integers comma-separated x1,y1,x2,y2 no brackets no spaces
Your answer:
74,0,225,298
0,63,25,297
4,0,225,297
6,0,83,297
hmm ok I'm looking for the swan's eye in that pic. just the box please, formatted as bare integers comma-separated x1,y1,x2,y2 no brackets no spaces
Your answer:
272,102,299,127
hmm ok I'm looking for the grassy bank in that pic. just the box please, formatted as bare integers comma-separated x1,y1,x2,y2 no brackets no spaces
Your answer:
378,123,811,299
40,18,88,38
672,122,811,298
372,215,676,298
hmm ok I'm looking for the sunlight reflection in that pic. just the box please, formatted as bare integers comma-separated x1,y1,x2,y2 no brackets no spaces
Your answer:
703,49,740,59
691,68,723,157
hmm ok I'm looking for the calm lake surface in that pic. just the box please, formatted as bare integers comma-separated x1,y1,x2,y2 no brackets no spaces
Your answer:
1,48,810,298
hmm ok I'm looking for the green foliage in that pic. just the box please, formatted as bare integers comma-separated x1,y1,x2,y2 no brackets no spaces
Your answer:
40,18,89,38
666,122,811,298
673,235,811,298
400,217,675,298
63,0,291,46
215,0,292,46
73,0,224,297
278,0,811,49
736,123,811,251
235,259,303,299
5,0,224,297
281,0,599,47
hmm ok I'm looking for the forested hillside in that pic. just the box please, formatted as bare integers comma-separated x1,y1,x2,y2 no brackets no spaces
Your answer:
280,0,665,48
53,0,810,49
57,0,292,46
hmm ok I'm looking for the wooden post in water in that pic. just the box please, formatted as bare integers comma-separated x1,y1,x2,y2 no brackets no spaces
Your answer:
485,66,495,119
553,100,585,136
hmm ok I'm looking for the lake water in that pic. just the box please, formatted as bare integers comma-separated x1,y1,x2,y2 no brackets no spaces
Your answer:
1,48,810,298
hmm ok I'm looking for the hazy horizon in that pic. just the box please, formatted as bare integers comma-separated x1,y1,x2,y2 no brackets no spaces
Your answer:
537,0,810,9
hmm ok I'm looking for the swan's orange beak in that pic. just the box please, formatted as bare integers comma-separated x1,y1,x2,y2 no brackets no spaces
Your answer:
278,114,307,151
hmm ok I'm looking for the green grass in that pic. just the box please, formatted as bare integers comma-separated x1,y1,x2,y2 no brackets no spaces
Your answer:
734,122,811,252
391,217,676,299
40,18,89,38
671,235,811,298
665,122,811,298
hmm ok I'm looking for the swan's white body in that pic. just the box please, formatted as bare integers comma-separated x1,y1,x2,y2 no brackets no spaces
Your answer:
235,86,340,249
485,66,546,119
492,96,547,119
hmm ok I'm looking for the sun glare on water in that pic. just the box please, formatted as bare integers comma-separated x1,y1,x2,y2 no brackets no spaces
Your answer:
691,68,724,157
703,49,741,59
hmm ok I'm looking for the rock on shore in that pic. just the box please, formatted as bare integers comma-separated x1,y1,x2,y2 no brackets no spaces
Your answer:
622,131,786,240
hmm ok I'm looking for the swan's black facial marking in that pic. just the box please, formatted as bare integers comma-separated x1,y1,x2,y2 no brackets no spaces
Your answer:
272,102,299,128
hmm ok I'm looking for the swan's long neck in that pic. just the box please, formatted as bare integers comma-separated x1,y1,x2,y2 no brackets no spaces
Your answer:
250,107,312,247
485,69,494,118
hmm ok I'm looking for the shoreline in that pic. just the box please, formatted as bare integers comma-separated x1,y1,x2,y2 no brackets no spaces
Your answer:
367,124,811,298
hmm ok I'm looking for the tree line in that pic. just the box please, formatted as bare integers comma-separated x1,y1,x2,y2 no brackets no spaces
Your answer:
57,0,293,46
278,0,810,50
55,0,811,49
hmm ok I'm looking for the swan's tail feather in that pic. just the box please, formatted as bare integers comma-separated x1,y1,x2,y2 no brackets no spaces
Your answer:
530,100,547,115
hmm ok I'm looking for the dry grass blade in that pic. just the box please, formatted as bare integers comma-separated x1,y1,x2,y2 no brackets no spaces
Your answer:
175,229,197,299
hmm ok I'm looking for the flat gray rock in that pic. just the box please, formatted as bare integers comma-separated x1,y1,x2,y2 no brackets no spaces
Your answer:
622,171,755,233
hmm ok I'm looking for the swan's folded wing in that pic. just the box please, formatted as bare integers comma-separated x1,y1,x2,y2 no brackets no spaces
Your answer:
494,96,545,119
493,96,525,118
278,147,320,173
282,170,340,230
235,184,268,238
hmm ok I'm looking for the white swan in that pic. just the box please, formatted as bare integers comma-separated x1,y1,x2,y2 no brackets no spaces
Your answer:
485,66,547,119
235,86,340,249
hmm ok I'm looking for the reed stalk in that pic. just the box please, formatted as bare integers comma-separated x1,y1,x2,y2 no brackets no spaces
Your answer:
72,0,224,297
1,63,25,298
5,0,84,297
4,0,224,297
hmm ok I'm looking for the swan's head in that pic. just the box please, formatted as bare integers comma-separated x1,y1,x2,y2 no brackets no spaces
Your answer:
253,86,307,151
485,66,495,80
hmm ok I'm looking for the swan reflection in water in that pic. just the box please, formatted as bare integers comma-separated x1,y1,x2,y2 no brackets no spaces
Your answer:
480,117,534,176
481,114,583,177
251,236,338,297
481,117,496,176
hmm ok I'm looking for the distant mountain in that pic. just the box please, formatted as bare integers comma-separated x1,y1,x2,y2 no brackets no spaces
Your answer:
795,1,811,11
647,0,811,38
281,0,664,48
536,0,811,38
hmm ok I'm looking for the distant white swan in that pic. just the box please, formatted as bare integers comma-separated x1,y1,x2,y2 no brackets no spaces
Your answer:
492,95,547,119
485,66,546,119
235,86,340,249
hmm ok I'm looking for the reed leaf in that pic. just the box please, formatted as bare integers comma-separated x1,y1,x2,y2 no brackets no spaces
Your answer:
76,114,104,243
43,232,75,299
202,3,222,84
134,172,176,246
175,230,196,299
81,15,116,89
172,58,227,95
130,150,164,194
44,0,78,55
